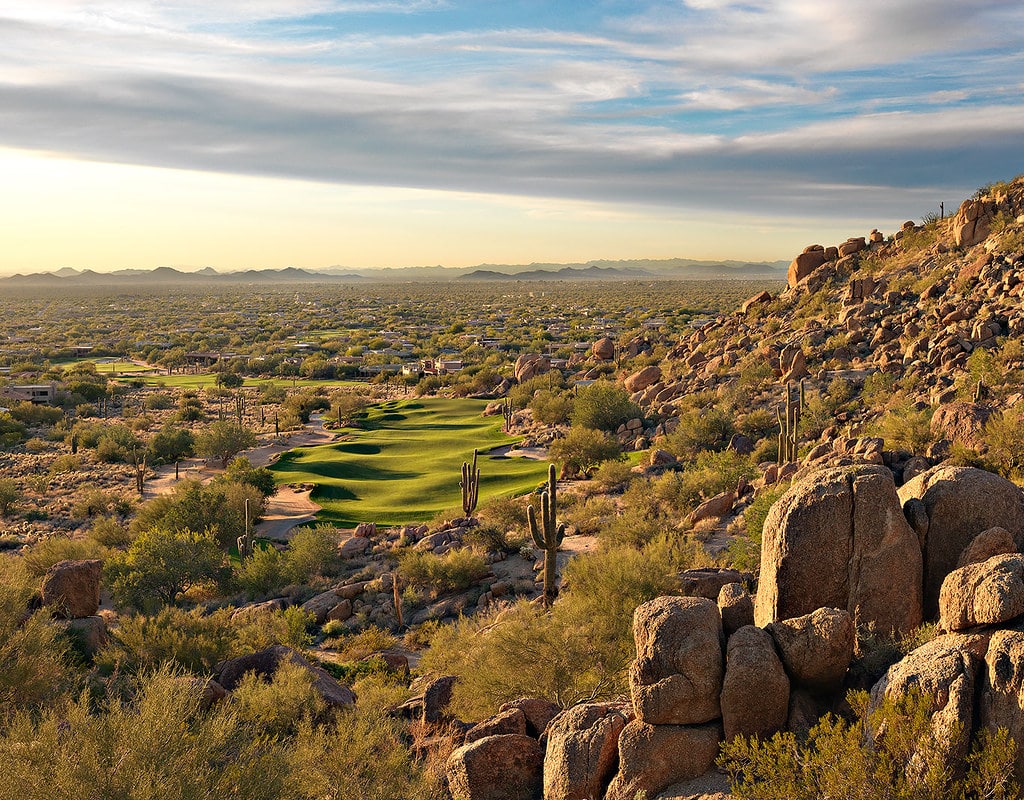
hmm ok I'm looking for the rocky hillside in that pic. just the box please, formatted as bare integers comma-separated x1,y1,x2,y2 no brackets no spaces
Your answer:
620,175,1024,481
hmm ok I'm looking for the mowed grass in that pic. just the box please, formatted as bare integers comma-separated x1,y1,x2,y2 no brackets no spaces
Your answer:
270,398,550,528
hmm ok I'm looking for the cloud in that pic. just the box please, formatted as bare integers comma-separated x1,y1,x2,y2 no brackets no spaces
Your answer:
0,0,1021,227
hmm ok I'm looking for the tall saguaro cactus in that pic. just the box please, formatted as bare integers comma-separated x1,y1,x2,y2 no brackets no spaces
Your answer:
528,464,566,608
776,379,804,465
461,449,480,517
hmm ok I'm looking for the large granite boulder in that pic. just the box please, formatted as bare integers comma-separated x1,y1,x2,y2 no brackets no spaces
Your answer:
720,625,790,741
543,703,629,800
939,554,1024,632
604,720,722,800
446,734,543,800
755,466,922,635
767,608,854,693
981,627,1024,781
717,583,754,636
41,559,102,619
869,633,990,775
624,365,662,393
899,466,1024,618
630,596,724,725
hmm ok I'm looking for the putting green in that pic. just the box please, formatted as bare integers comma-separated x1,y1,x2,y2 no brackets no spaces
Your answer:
270,398,550,527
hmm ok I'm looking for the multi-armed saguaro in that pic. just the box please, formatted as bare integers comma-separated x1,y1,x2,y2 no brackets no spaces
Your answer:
461,449,480,518
528,463,566,608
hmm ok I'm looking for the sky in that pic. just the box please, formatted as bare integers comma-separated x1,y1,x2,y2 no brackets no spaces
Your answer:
1,0,1023,274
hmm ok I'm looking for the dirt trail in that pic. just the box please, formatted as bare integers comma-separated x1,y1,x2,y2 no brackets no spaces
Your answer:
143,414,339,540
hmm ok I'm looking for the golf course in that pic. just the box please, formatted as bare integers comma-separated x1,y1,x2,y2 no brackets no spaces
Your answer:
269,397,551,527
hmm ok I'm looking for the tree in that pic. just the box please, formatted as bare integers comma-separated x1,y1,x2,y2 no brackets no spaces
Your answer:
529,389,573,426
223,457,277,498
215,370,244,389
147,424,195,465
571,381,640,432
549,427,622,477
194,421,256,468
105,527,226,609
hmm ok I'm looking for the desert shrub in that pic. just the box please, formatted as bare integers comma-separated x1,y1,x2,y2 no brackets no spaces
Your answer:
284,525,340,583
421,539,682,719
0,412,28,447
397,549,487,597
665,450,755,513
286,708,435,800
726,485,786,572
131,479,265,550
223,456,277,497
0,666,289,800
477,494,528,534
235,545,288,598
861,371,899,409
737,408,775,439
591,458,635,492
0,555,75,713
329,626,399,662
869,405,934,455
464,524,527,555
233,660,326,738
664,405,735,457
88,516,133,547
529,389,573,426
8,401,63,427
719,689,1017,800
22,535,105,578
72,488,118,518
144,392,174,410
0,478,20,516
105,527,226,610
571,381,640,432
982,404,1024,480
548,426,622,476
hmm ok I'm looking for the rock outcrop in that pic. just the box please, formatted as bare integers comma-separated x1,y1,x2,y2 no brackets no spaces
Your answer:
41,559,102,619
720,625,789,740
630,596,724,725
899,466,1024,618
755,466,922,635
768,607,854,693
604,720,722,800
543,703,629,800
446,734,544,800
939,554,1024,632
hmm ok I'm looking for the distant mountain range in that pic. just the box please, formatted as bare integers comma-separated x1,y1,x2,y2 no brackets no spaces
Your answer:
0,259,787,288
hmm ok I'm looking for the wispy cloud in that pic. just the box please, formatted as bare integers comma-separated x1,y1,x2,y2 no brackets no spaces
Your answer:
0,0,1021,226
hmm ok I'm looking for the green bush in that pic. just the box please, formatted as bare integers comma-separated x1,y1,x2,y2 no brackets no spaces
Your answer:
0,478,20,517
233,660,326,737
88,516,133,547
397,548,488,597
571,381,640,432
22,536,105,578
719,689,1018,800
664,406,735,457
105,528,226,610
548,426,622,476
284,526,341,583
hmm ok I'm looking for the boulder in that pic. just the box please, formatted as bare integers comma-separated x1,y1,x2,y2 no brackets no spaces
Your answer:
624,365,662,393
592,338,615,361
41,559,102,619
446,734,543,800
499,697,561,738
213,645,356,709
514,353,551,383
717,583,754,636
899,466,1024,618
464,707,527,744
677,568,752,600
958,527,1017,567
340,535,372,558
65,615,108,658
354,521,377,538
741,291,772,314
542,703,629,800
981,627,1024,781
869,633,989,775
787,246,828,288
687,491,735,526
720,626,790,741
767,607,854,693
939,554,1024,632
755,466,922,635
301,589,344,624
422,675,458,723
929,402,992,450
630,596,724,725
605,720,722,800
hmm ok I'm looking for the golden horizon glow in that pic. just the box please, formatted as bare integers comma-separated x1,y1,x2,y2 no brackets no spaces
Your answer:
0,147,878,275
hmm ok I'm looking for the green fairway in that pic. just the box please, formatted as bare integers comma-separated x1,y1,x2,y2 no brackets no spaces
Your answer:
270,398,550,527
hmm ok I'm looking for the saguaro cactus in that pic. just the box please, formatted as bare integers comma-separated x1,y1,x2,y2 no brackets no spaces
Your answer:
528,463,566,608
502,398,514,433
461,449,480,517
237,498,255,561
776,379,804,465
